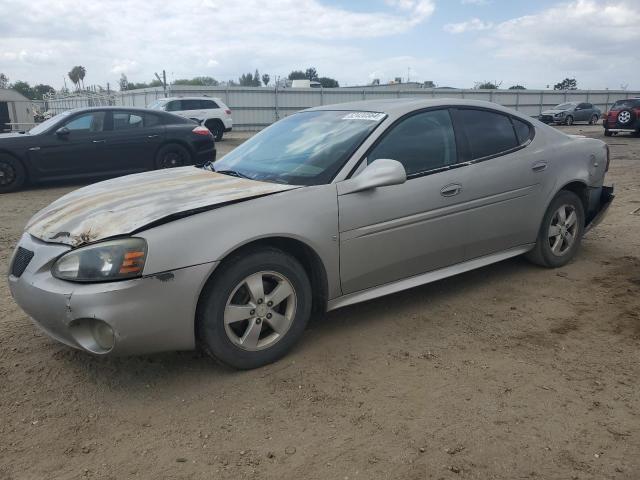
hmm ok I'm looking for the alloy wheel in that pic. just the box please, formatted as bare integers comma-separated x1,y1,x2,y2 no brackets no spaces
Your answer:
618,111,631,124
161,151,184,168
548,204,578,256
223,271,297,351
0,162,16,186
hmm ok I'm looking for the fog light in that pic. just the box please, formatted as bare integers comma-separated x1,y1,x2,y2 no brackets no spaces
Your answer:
69,319,116,354
93,321,115,350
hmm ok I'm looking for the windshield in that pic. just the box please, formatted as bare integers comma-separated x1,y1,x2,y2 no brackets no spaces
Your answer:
148,99,168,110
554,103,575,110
213,110,385,186
29,111,72,135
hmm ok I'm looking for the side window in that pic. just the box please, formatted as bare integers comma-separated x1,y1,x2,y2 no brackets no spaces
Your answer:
368,109,457,176
64,112,106,132
200,100,219,109
512,118,532,145
577,103,588,109
456,109,518,160
182,99,201,110
113,112,144,130
165,100,182,112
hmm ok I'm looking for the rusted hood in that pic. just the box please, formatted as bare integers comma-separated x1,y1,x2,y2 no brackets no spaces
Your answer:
26,167,298,246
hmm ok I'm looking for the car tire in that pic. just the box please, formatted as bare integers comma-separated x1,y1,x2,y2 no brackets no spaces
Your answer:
205,120,224,141
565,115,574,126
0,154,26,194
604,129,612,137
526,190,585,268
196,248,312,370
589,114,598,125
155,143,191,169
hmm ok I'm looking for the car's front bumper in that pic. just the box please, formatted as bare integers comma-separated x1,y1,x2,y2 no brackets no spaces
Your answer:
8,233,217,355
584,185,614,234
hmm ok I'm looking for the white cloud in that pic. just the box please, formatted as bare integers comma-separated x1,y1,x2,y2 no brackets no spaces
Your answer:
461,0,490,5
0,0,436,88
443,18,493,34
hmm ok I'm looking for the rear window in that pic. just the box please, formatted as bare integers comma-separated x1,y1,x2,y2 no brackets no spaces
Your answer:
200,100,220,109
512,118,532,145
456,109,518,160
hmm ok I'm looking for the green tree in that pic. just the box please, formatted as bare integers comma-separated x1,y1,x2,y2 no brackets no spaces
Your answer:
508,85,526,90
0,73,9,89
77,66,86,89
261,73,270,86
288,70,306,80
118,73,129,91
33,84,55,99
173,76,219,86
10,80,35,99
317,77,339,88
305,67,318,81
475,81,501,89
68,67,81,91
553,78,577,90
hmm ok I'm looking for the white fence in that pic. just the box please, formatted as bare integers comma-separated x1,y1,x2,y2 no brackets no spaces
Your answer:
44,86,640,131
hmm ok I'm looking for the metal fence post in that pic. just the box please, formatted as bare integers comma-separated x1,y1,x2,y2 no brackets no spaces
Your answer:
539,91,544,116
274,86,279,121
320,87,324,105
515,91,520,111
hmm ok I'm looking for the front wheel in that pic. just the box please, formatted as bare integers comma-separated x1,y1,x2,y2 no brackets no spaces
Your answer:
197,248,312,369
565,115,574,126
526,191,585,268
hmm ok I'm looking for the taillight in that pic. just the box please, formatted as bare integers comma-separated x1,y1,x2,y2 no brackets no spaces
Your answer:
225,109,231,115
192,126,212,136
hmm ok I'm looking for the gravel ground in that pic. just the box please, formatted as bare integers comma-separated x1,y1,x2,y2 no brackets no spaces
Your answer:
1,126,639,480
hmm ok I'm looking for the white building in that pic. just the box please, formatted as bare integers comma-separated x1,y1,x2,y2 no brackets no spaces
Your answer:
0,89,35,132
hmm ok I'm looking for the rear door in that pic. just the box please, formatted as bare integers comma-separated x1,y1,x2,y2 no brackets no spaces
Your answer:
29,110,109,178
102,111,166,172
179,99,204,122
337,108,467,294
575,103,591,122
450,108,547,259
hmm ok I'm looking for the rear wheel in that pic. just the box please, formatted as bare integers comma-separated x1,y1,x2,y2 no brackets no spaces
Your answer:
526,191,585,268
0,155,26,193
565,115,574,126
205,120,224,141
197,248,312,369
589,114,598,125
155,143,191,169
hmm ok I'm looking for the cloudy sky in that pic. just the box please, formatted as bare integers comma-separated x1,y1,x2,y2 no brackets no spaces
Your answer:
1,0,639,90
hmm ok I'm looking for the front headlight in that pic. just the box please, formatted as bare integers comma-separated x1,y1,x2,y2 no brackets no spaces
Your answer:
52,238,147,282
554,112,565,117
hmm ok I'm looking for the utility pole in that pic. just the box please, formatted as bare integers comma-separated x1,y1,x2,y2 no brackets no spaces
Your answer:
154,70,168,97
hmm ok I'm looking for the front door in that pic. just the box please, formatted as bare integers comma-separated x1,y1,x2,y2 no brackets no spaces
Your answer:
337,109,467,294
29,110,109,178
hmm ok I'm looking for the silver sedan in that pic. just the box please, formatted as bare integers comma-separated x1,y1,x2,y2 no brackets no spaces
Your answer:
8,99,613,369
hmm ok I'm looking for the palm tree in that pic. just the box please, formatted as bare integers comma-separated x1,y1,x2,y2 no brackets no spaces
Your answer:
68,67,79,91
78,66,86,90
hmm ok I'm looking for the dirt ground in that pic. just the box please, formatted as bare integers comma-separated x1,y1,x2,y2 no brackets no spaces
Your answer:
1,126,639,480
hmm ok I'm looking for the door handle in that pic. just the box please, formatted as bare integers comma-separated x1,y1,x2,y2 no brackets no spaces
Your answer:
532,161,547,172
147,134,159,139
92,139,106,144
440,184,462,197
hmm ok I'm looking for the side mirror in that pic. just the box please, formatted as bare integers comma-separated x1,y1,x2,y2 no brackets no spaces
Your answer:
55,126,70,137
338,159,407,195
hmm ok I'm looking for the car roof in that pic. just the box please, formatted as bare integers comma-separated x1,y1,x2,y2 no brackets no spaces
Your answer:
160,96,223,101
306,98,525,117
66,106,168,113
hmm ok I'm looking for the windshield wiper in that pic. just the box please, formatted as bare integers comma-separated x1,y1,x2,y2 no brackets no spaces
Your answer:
215,169,252,180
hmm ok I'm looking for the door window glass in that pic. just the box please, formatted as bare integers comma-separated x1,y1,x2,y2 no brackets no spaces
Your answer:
64,112,106,132
200,100,219,109
113,112,144,130
368,109,457,176
181,99,201,110
512,118,532,145
165,100,182,112
456,109,518,159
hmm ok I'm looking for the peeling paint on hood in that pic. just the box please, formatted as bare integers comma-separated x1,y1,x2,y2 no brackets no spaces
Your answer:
26,167,299,246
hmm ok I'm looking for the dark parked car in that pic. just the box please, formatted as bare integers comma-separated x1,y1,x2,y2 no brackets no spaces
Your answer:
539,102,601,126
603,98,640,137
0,107,215,193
